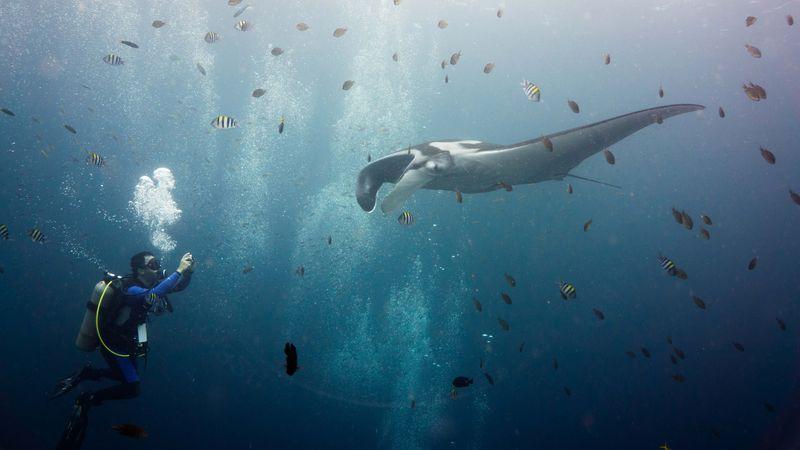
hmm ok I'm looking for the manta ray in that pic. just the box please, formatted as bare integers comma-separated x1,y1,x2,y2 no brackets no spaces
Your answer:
356,104,704,213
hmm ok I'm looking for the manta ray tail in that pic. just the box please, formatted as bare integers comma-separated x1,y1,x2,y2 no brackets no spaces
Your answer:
557,173,622,189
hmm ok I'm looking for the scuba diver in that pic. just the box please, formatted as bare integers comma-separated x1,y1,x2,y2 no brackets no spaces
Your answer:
50,251,195,450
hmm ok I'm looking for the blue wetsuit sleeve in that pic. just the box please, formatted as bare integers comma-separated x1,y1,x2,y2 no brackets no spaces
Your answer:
122,272,182,306
173,271,192,292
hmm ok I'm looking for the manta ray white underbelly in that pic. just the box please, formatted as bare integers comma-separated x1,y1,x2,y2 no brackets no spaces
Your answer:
356,104,704,214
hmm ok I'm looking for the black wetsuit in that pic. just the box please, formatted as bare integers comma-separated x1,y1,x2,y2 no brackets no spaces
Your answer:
82,271,191,405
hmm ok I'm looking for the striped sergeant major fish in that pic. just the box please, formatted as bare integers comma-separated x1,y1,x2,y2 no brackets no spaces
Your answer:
211,115,237,129
397,211,414,226
559,280,577,300
0,223,9,240
521,80,540,102
28,228,46,243
204,32,220,43
86,151,105,166
234,20,251,31
103,53,124,66
658,253,678,276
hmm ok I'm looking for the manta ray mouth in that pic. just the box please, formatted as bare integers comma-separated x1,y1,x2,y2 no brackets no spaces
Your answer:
356,153,415,212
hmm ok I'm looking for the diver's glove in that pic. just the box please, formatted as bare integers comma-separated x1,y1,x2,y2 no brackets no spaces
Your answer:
146,293,170,316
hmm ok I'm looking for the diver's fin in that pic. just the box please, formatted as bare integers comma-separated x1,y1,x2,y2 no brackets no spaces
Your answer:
556,173,622,189
49,364,91,401
380,168,435,214
54,396,91,450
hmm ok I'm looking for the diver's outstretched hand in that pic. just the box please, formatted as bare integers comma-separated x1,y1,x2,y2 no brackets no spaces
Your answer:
177,252,194,274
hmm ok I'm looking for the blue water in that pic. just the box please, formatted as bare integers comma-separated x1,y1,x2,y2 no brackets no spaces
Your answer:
2,0,800,449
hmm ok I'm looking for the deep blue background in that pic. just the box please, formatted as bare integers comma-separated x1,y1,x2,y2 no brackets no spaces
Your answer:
1,0,800,449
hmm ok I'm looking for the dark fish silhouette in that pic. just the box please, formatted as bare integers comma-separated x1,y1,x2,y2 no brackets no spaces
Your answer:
284,342,299,375
112,424,148,438
699,229,710,240
692,295,707,309
744,44,761,58
567,100,580,113
743,82,766,101
498,317,509,331
669,355,677,365
748,257,758,271
498,181,512,191
295,266,305,277
681,211,693,230
567,184,573,194
672,374,686,383
746,16,757,26
542,136,553,151
659,85,664,98
788,15,795,26
760,147,776,164
152,20,166,28
455,191,462,203
410,399,415,408
1,108,15,116
252,88,266,98
718,107,725,118
625,351,636,359
732,342,745,352
603,149,615,165
789,189,800,206
776,318,786,331
64,124,77,134
473,297,482,312
641,348,651,358
603,53,611,65
592,308,605,320
700,214,712,225
764,402,775,413
504,273,516,287
583,219,592,232
120,40,139,49
553,358,559,370
671,208,683,224
564,387,572,396
242,265,253,274
518,342,525,353
673,347,686,360
327,235,332,245
501,292,512,304
484,372,494,386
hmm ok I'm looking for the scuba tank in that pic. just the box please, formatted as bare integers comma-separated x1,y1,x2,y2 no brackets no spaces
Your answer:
75,270,169,356
75,272,123,352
